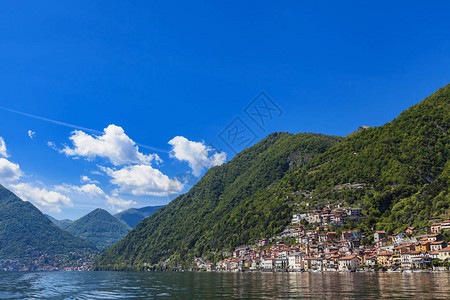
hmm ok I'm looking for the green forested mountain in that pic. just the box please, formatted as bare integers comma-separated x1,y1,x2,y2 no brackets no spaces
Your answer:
65,208,131,249
95,132,342,269
0,185,95,258
96,84,449,270
278,84,449,236
115,205,165,228
46,214,73,229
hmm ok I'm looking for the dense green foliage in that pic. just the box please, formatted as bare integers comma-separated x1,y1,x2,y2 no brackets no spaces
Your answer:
0,185,95,258
115,205,165,228
96,84,449,270
65,208,131,249
279,84,450,237
96,132,342,270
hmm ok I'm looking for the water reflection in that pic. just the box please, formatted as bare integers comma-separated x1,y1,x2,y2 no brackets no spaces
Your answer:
0,271,448,299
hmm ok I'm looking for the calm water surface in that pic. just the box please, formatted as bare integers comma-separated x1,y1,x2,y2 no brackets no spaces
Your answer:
0,271,448,299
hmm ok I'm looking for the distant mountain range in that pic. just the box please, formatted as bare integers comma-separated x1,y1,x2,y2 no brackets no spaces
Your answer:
2,85,448,270
0,184,95,258
46,205,164,249
0,183,161,259
46,215,73,229
96,84,450,270
115,205,165,228
0,183,140,258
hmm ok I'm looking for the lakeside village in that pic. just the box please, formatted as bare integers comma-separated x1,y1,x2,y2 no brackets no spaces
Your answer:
0,251,97,271
196,205,450,272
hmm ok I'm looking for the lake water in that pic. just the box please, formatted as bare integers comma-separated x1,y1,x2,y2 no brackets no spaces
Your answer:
0,271,448,299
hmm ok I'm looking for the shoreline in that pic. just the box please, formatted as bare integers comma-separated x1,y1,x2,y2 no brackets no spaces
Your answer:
211,268,450,273
1,267,450,273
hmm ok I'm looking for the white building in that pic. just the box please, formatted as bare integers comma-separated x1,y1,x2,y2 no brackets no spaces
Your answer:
261,257,276,269
338,255,360,271
288,253,304,270
347,208,362,216
292,213,308,224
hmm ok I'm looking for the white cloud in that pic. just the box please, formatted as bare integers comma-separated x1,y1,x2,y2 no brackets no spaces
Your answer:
168,136,227,176
10,183,72,213
54,182,135,211
0,136,70,214
28,130,36,139
105,196,135,212
90,170,103,176
60,124,161,166
75,183,106,197
0,137,9,158
102,164,183,196
47,141,59,151
0,158,23,183
0,138,22,182
54,183,105,197
80,175,99,184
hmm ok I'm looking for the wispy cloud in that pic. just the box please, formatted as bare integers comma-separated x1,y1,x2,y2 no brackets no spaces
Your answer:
0,105,168,153
0,105,101,134
47,141,59,151
54,182,136,211
27,130,36,139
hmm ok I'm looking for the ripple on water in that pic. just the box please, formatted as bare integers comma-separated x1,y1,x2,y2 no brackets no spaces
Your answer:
0,271,449,299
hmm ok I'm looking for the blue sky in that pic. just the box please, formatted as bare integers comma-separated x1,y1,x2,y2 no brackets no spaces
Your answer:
0,1,449,219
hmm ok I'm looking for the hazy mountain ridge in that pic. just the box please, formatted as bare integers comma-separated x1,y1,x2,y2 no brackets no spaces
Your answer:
46,214,73,229
115,205,165,228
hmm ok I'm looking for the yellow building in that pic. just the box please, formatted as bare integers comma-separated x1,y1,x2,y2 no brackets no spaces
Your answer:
377,251,393,268
415,241,431,252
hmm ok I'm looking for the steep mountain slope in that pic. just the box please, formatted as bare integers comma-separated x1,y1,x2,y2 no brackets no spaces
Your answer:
279,84,449,236
96,84,449,270
115,205,165,228
95,132,342,269
0,185,95,258
65,208,131,249
46,214,73,229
